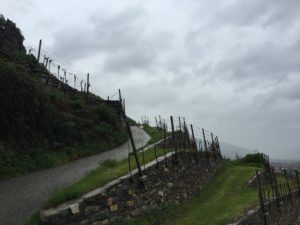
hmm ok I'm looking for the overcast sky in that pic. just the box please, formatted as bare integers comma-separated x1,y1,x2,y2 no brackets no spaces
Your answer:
2,0,300,160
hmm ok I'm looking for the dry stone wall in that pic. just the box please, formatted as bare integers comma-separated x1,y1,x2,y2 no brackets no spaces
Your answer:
235,195,300,225
41,152,222,225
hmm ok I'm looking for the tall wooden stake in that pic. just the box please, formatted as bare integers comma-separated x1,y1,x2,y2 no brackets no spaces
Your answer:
126,121,142,177
123,98,126,116
170,116,177,153
178,117,183,151
210,132,214,144
64,70,67,83
74,75,77,88
118,89,122,104
178,116,185,151
190,124,196,150
57,65,60,79
211,132,216,156
87,73,90,94
183,118,190,151
216,136,221,156
37,39,42,62
202,128,208,152
163,123,167,159
48,59,52,73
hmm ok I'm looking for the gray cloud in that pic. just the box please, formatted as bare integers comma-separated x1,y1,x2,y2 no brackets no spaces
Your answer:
51,8,142,60
216,40,300,82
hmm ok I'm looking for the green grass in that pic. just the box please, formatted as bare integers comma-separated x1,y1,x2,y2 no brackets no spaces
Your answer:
44,146,169,209
26,211,40,225
143,125,165,145
0,137,128,180
121,161,260,225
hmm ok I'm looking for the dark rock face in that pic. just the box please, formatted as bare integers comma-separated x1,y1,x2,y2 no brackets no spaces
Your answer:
0,15,26,54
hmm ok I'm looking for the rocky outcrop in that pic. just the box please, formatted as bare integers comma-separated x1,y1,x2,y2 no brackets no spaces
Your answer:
0,15,26,54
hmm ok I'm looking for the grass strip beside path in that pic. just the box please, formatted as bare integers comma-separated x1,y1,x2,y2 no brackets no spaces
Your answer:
0,136,128,180
44,147,169,209
143,125,164,145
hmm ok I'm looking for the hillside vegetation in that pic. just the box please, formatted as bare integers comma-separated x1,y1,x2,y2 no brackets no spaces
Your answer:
142,124,165,144
0,17,128,179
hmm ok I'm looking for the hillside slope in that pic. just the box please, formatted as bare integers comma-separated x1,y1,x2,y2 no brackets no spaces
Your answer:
0,16,128,178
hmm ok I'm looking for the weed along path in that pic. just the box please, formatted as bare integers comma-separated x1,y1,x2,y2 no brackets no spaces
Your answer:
0,126,150,225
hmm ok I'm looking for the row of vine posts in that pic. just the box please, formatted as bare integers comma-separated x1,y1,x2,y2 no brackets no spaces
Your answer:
243,154,300,225
125,115,222,180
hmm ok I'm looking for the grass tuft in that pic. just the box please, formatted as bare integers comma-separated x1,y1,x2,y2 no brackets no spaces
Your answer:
142,125,164,145
101,159,118,168
26,211,40,225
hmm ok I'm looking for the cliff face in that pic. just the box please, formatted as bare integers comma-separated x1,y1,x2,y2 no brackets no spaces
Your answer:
0,15,26,54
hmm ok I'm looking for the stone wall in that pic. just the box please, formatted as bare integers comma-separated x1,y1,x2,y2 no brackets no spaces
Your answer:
235,194,300,225
41,152,222,225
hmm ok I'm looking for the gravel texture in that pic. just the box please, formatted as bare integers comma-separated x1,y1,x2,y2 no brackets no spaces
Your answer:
0,126,150,225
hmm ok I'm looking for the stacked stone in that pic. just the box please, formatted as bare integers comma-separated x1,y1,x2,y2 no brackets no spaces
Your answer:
41,152,222,225
238,196,300,225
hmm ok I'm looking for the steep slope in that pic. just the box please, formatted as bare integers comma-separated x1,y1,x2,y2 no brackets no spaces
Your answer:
0,16,128,178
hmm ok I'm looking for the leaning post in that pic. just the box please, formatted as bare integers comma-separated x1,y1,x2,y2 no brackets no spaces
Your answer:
190,124,196,151
37,39,42,62
126,121,143,177
170,116,177,153
202,128,208,152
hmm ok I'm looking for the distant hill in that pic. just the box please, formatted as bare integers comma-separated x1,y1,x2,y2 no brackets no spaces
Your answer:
220,141,255,159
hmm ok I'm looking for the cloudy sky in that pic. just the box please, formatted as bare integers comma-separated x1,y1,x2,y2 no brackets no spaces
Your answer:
2,0,300,160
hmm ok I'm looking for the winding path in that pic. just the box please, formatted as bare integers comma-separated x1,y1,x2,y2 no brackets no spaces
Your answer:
0,126,150,225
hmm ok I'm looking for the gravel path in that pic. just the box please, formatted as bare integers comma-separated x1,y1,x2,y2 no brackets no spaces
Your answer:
0,126,150,225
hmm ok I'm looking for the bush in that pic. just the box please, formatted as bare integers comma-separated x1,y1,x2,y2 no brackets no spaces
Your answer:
241,153,264,165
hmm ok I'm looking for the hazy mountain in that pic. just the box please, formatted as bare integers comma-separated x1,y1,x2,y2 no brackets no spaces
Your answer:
219,142,256,159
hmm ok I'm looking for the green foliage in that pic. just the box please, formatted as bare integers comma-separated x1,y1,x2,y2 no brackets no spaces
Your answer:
241,153,265,166
0,140,128,180
0,51,127,178
26,211,40,225
101,159,118,168
143,125,164,144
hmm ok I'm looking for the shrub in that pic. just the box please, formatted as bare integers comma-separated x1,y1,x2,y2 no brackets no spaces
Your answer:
241,153,264,165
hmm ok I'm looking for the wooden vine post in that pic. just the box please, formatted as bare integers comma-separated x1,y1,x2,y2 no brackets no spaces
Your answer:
190,124,196,150
126,121,142,177
170,116,177,153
